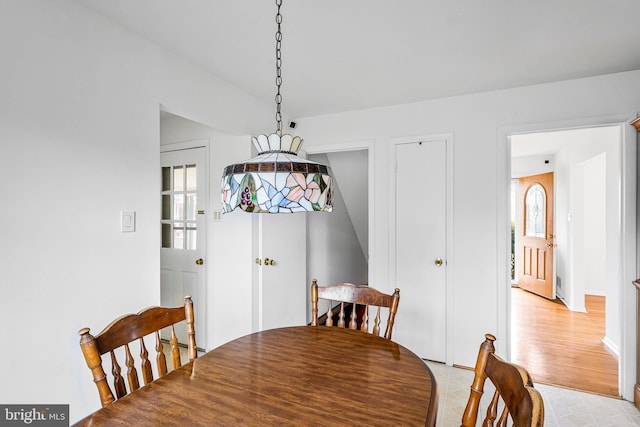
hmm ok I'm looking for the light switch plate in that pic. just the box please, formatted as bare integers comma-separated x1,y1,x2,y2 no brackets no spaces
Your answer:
121,211,136,232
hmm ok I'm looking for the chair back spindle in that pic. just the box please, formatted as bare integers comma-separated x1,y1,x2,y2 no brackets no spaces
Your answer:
78,296,198,407
310,279,400,340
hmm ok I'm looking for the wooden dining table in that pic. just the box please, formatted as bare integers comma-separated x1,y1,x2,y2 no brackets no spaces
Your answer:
74,326,438,426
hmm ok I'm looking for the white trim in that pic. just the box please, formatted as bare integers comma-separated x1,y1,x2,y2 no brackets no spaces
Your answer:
620,118,637,401
305,140,373,154
305,139,376,285
497,132,511,360
586,291,607,297
603,335,620,358
497,114,637,401
389,133,455,365
160,139,209,153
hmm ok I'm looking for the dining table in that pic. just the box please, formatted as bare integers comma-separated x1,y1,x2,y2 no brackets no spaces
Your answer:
74,326,438,426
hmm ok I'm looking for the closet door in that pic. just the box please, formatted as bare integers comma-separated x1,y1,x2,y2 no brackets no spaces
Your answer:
393,139,447,362
252,213,307,332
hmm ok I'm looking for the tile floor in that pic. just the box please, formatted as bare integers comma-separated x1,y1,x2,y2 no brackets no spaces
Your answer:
426,361,640,426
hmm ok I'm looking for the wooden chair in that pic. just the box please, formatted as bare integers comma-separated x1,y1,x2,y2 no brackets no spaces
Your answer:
78,296,197,407
461,334,544,427
310,279,400,340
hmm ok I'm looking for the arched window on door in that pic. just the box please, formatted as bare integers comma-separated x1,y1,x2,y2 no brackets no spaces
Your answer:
525,184,546,238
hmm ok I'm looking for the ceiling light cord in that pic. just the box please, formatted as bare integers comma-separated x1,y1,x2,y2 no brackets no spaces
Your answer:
275,0,283,136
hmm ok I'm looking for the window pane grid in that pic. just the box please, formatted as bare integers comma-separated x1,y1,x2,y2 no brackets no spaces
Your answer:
161,163,198,250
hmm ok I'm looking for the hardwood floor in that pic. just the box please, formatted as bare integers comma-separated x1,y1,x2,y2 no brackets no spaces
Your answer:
510,286,619,397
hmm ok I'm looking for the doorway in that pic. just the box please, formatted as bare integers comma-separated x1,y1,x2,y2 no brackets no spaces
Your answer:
509,125,622,396
305,141,372,323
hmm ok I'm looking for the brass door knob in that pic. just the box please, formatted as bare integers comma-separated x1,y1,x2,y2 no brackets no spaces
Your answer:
434,258,443,266
255,258,262,265
264,258,275,266
195,258,204,265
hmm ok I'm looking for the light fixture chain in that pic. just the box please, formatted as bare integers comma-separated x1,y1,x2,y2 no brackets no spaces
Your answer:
275,0,283,136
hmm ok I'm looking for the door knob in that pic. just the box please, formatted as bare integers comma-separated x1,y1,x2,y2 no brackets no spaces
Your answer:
195,258,204,265
255,258,262,265
264,258,275,266
546,242,553,248
434,258,443,266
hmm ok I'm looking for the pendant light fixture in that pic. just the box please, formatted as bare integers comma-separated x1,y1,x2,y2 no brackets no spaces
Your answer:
221,0,333,214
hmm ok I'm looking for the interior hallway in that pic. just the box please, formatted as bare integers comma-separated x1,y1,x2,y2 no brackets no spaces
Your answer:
511,286,618,397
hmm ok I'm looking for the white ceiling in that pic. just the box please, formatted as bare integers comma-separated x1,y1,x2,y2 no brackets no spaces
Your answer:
511,126,619,158
77,0,640,119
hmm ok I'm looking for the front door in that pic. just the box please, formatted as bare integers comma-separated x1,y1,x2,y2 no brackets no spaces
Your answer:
392,139,447,362
160,146,207,347
517,172,555,299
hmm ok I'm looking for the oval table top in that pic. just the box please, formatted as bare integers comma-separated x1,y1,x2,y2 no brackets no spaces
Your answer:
75,326,438,426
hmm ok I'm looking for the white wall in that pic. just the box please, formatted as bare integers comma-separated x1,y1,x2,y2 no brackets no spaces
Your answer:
325,150,369,258
552,127,620,348
569,165,587,310
297,71,640,383
511,154,555,179
0,0,270,422
583,153,607,296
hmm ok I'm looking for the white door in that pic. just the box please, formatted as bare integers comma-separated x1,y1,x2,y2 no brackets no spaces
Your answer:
393,139,447,362
253,213,307,331
160,147,207,348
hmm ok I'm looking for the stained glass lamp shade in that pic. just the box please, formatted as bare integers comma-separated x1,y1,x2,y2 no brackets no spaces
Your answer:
221,133,333,213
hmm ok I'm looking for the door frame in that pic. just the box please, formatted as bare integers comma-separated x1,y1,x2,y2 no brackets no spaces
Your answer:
160,139,210,349
389,133,455,365
497,114,637,401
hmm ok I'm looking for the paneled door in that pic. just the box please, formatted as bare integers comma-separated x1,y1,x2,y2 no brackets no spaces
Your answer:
252,213,307,332
393,139,447,362
160,146,207,347
517,172,555,299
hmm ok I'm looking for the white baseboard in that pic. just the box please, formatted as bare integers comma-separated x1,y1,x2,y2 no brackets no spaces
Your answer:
602,336,620,358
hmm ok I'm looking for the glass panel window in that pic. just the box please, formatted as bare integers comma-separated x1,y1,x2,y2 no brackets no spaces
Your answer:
162,195,171,221
162,167,171,192
186,228,197,250
525,184,545,238
187,194,197,220
174,194,185,220
173,166,184,191
174,223,185,249
186,165,197,191
161,163,198,250
162,224,171,248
